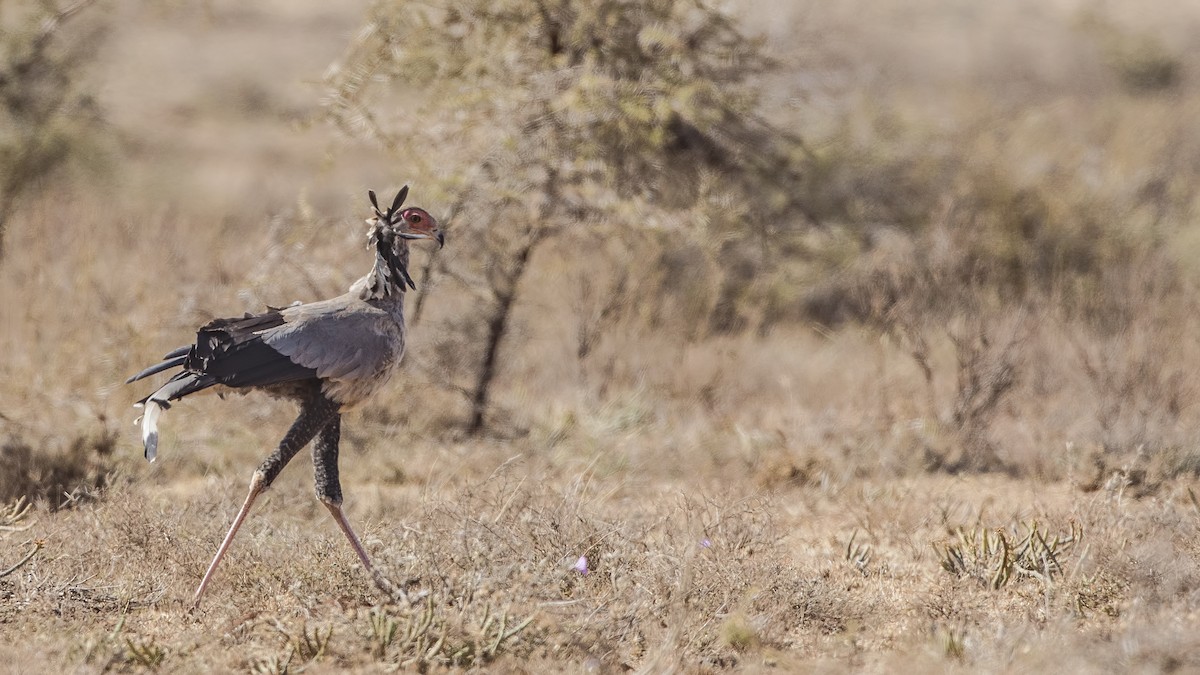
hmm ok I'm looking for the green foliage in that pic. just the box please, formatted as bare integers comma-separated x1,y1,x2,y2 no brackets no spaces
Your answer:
326,0,810,429
75,613,167,671
0,0,105,255
289,623,332,664
328,0,800,217
939,626,967,661
248,652,292,675
122,637,166,669
844,530,871,575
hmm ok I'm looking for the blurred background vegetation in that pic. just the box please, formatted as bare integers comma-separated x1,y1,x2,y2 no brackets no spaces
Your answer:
3,0,1200,503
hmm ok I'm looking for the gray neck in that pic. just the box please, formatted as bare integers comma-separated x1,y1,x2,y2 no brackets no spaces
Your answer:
352,234,410,302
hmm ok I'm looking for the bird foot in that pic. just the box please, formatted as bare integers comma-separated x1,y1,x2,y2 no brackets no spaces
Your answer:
371,571,427,606
372,570,398,596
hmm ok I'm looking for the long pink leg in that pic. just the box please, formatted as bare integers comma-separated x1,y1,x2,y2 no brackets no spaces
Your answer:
323,501,373,572
322,502,397,597
190,393,338,610
312,415,395,598
192,471,266,609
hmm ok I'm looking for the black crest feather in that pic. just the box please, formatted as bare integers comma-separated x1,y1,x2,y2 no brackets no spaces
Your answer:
368,186,409,224
390,186,408,214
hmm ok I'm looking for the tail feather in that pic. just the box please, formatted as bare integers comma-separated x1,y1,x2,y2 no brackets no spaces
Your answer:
141,401,163,462
134,373,215,462
125,344,190,383
125,355,188,384
161,345,190,360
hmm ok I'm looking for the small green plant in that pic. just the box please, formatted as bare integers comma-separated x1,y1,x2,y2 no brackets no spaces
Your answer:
123,637,165,669
935,519,1082,589
254,622,331,673
364,598,536,668
940,626,967,661
77,612,126,667
288,623,332,664
368,607,399,657
71,610,166,669
249,652,292,675
720,613,759,652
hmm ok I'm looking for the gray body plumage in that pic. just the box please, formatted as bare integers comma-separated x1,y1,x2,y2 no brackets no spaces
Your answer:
125,187,442,608
128,187,439,464
263,293,406,408
132,251,410,461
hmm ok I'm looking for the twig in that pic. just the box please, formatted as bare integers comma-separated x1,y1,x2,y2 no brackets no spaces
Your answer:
0,496,33,529
0,540,44,578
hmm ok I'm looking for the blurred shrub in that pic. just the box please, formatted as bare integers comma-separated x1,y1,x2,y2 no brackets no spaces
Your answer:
0,0,106,256
1077,11,1182,93
326,0,814,430
0,428,116,509
790,127,1197,471
1110,40,1181,93
798,139,1170,331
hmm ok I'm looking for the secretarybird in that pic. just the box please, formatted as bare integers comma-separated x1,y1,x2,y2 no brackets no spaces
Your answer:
126,187,442,608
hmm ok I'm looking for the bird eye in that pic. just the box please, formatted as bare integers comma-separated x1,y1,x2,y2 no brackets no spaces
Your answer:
410,214,422,224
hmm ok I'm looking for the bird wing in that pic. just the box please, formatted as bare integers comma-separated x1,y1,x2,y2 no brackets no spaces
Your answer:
127,295,402,412
260,297,404,385
186,309,319,389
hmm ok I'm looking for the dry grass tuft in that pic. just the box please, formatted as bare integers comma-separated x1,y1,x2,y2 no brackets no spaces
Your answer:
936,519,1083,590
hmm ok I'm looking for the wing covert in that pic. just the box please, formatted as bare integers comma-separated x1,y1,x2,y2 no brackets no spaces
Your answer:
261,303,403,385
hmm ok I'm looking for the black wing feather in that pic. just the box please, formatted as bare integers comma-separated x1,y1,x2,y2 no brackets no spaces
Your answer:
185,310,317,389
127,309,318,401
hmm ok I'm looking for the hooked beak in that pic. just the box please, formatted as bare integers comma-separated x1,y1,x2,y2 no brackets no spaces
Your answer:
399,231,445,248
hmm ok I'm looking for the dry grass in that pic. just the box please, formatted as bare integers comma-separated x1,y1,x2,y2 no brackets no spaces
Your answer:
1,0,1200,671
2,459,1197,671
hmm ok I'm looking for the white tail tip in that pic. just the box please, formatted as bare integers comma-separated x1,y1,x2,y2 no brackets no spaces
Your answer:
141,401,162,462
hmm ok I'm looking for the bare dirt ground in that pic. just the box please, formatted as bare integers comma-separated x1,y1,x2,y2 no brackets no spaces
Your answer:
2,0,1200,672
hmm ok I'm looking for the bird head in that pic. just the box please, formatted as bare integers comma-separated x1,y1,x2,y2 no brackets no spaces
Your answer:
367,186,444,249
